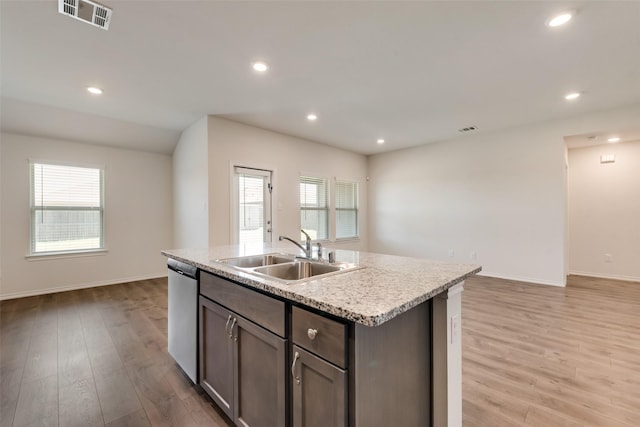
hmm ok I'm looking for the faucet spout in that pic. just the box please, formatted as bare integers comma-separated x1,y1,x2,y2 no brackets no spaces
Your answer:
278,230,311,258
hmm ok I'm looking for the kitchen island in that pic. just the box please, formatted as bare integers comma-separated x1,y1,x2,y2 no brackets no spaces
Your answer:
162,245,480,427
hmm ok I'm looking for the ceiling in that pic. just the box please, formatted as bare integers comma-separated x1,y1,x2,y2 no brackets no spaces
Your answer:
1,1,639,155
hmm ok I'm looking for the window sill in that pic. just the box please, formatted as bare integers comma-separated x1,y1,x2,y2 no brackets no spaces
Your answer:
334,237,360,243
26,249,108,261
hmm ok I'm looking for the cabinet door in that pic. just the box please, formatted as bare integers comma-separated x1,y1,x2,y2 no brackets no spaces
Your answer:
199,297,234,419
233,316,287,427
292,345,346,427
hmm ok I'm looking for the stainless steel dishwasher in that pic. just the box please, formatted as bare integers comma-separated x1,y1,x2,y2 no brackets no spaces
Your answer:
167,259,198,383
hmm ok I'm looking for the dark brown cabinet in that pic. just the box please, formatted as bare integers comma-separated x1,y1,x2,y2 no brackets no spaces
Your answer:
197,269,434,427
199,293,287,427
291,345,346,427
199,296,234,417
291,306,348,427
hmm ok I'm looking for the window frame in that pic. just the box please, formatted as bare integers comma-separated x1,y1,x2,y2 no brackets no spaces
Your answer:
299,175,330,242
335,179,359,240
29,160,106,257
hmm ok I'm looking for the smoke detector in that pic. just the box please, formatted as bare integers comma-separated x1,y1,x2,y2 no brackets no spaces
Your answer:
59,0,112,30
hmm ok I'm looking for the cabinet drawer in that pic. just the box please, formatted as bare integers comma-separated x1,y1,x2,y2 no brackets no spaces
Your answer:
200,271,285,337
292,306,347,368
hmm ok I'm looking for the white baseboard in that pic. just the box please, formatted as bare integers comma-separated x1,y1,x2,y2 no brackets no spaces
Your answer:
476,271,566,287
568,271,640,283
0,274,168,301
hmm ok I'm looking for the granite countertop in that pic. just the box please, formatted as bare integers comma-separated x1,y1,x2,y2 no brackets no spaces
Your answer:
162,244,481,327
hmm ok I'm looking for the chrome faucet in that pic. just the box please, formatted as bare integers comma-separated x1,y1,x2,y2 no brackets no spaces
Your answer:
279,229,312,258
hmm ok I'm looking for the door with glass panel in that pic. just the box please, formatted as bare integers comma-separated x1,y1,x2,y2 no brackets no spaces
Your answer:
233,167,273,245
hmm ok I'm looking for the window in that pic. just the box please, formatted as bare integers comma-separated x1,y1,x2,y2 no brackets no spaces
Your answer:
299,176,329,240
30,162,104,254
335,180,359,239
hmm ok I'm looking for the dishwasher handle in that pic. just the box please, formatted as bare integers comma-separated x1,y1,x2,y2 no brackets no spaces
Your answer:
167,258,198,279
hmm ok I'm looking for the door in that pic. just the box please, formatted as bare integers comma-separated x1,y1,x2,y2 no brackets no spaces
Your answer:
233,316,287,427
292,345,347,427
233,167,273,245
199,297,234,419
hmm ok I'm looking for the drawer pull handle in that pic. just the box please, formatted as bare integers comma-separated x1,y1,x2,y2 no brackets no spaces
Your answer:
228,317,237,339
224,315,232,336
307,328,319,340
291,351,301,385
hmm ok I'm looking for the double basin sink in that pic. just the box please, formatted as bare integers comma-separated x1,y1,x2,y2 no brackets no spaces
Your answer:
215,253,361,284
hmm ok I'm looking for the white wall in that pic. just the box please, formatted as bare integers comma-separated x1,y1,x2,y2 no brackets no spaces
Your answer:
368,104,640,287
568,141,640,281
0,133,173,299
206,116,369,251
173,116,209,248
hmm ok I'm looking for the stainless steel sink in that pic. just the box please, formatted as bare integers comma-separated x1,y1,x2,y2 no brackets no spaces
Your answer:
216,253,296,268
214,254,361,284
253,261,342,281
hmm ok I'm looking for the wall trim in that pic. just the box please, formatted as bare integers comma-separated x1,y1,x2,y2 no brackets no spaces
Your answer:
0,273,168,301
477,271,566,287
568,271,640,283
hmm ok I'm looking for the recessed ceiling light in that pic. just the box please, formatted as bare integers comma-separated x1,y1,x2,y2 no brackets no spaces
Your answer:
307,113,317,121
564,92,580,100
547,11,575,27
608,137,621,143
252,61,268,72
87,86,103,95
377,139,385,144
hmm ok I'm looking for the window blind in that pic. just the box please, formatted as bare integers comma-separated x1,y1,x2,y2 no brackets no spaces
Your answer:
335,180,358,239
299,176,329,240
30,162,104,254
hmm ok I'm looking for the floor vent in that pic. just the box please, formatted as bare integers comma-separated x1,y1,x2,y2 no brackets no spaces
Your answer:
457,126,478,133
58,0,112,30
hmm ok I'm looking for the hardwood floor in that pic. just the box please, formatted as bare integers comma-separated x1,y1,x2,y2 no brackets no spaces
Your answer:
1,275,638,426
0,279,232,427
462,275,640,427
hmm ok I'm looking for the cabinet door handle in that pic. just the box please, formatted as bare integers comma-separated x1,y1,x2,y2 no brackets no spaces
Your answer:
224,315,232,336
229,317,237,339
291,351,301,385
307,328,319,340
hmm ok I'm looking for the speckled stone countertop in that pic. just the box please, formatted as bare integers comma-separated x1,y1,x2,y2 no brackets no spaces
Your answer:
161,244,481,327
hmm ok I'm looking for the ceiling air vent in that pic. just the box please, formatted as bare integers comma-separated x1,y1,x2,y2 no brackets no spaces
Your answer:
58,0,112,30
457,126,478,133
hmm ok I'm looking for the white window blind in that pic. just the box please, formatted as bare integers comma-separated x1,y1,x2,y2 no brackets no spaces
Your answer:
336,180,359,239
30,162,104,254
299,176,329,240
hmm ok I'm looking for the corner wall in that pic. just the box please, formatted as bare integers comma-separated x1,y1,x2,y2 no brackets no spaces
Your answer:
173,117,209,248
206,117,369,251
568,141,640,281
0,133,173,299
367,104,640,286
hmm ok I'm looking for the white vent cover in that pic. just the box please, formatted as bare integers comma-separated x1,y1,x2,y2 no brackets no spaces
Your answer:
458,126,478,133
58,0,112,30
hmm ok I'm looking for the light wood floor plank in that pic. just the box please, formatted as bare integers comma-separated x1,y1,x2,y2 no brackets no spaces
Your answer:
2,274,638,427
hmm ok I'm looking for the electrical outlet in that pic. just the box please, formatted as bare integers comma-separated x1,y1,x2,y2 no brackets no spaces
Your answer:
604,253,613,263
451,314,460,344
448,250,455,258
470,251,477,260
